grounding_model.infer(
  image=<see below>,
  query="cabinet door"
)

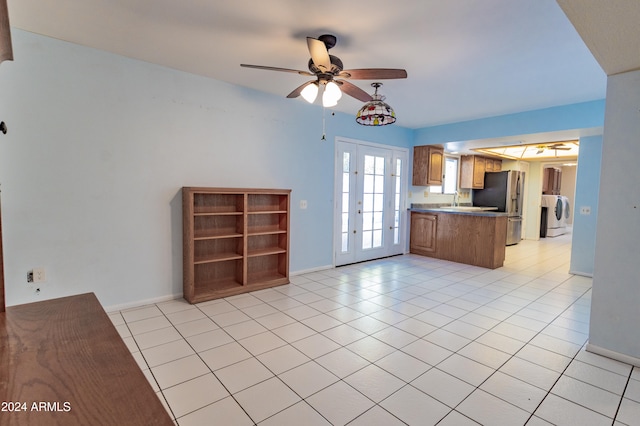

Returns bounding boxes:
[412,146,429,186]
[427,147,444,185]
[485,158,494,172]
[472,156,486,188]
[412,146,443,186]
[460,155,486,189]
[554,169,562,194]
[410,213,437,253]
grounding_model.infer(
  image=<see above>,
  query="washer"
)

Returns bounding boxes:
[542,195,567,237]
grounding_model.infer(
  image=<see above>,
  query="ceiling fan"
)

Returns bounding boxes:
[240,34,407,107]
[536,143,572,154]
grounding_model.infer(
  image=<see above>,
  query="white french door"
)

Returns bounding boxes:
[334,139,408,266]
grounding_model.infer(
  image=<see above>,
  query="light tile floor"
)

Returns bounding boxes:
[111,234,640,425]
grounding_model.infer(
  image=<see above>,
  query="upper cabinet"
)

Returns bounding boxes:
[460,155,502,189]
[485,158,502,172]
[412,145,444,186]
[542,167,562,194]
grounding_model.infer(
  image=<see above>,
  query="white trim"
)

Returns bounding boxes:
[334,136,410,155]
[333,136,409,267]
[568,269,593,278]
[586,342,640,368]
[104,292,183,313]
[291,265,334,276]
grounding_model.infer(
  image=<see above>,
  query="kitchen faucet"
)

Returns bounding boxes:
[452,191,459,207]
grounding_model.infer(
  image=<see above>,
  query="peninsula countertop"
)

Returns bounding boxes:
[410,205,509,217]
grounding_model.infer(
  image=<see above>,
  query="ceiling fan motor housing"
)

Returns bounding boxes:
[308,55,343,75]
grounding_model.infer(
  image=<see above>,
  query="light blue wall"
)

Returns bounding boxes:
[570,135,602,276]
[414,100,605,145]
[0,30,412,308]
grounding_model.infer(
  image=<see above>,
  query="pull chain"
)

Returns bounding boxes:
[321,107,327,141]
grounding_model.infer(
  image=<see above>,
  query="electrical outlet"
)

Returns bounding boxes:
[580,206,591,215]
[33,267,46,283]
[299,200,308,209]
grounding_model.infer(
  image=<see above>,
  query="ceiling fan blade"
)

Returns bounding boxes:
[548,144,571,150]
[339,68,408,80]
[240,64,314,76]
[336,80,373,102]
[286,80,316,99]
[307,37,332,72]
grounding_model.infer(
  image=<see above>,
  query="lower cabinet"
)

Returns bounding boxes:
[410,213,437,254]
[410,211,507,269]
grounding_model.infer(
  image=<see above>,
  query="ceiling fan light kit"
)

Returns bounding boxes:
[322,81,342,107]
[240,33,406,112]
[356,83,396,126]
[300,82,319,103]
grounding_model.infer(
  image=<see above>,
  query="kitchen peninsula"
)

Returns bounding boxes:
[410,206,508,269]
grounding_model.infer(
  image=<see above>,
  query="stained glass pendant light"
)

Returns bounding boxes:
[356,83,396,126]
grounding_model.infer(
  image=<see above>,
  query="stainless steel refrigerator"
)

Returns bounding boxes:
[472,170,525,245]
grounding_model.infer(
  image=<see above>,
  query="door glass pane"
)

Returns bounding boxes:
[364,174,374,193]
[341,152,351,253]
[342,233,349,252]
[393,158,402,244]
[362,212,373,231]
[374,194,384,211]
[362,154,385,250]
[362,230,372,249]
[364,155,375,174]
[363,194,374,212]
[373,230,383,247]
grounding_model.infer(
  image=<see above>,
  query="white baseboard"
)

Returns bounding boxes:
[105,264,339,312]
[290,265,334,276]
[104,292,183,313]
[586,342,640,368]
[569,269,593,278]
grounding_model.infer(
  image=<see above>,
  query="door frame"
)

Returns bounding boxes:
[333,136,409,266]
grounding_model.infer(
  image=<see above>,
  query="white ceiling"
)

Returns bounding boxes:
[8,0,609,129]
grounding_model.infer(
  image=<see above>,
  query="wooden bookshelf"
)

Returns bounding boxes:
[182,187,290,303]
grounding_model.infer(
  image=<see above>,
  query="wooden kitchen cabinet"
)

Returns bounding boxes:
[542,167,562,194]
[183,187,290,303]
[410,210,507,269]
[410,213,437,253]
[485,158,502,172]
[460,155,486,189]
[412,145,444,186]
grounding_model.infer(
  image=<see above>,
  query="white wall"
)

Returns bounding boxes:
[0,30,412,309]
[589,69,640,362]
